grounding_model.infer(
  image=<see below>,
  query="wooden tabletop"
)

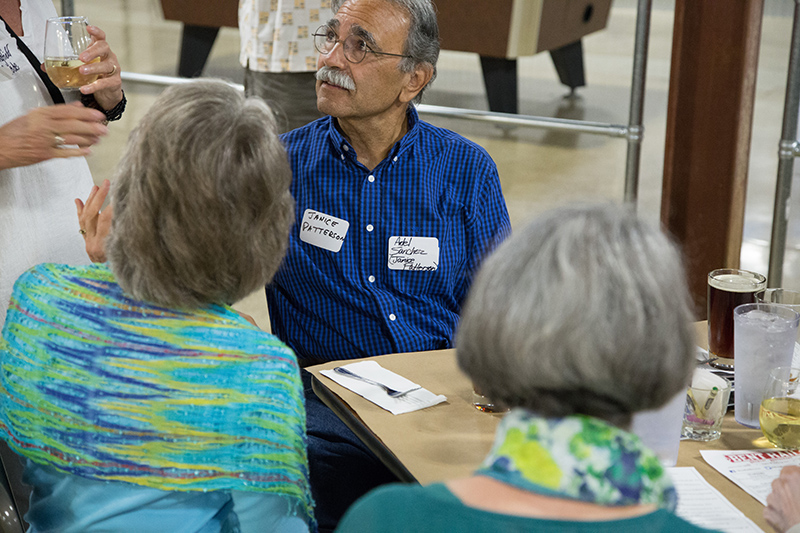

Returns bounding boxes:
[308,322,773,530]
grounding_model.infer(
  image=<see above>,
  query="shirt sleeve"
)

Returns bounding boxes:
[463,163,511,290]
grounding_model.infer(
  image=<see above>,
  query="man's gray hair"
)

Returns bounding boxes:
[106,80,294,308]
[456,204,696,428]
[333,0,439,103]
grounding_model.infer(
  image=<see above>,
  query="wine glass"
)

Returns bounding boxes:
[760,366,800,449]
[43,16,98,90]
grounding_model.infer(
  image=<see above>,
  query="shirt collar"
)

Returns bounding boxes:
[326,106,421,165]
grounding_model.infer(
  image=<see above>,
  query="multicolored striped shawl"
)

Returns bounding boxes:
[0,263,314,526]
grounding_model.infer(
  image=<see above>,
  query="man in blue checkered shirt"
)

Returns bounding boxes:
[268,1,511,363]
[267,0,511,528]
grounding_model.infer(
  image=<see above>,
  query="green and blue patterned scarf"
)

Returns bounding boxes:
[476,409,677,510]
[1,263,314,527]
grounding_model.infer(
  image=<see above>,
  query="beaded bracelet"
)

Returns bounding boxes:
[80,90,127,123]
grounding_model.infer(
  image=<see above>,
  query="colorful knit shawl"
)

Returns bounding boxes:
[0,263,314,526]
[476,409,677,510]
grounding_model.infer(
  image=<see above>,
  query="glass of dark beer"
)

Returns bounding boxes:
[707,269,766,369]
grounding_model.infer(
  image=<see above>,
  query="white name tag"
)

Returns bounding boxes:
[388,236,439,271]
[299,209,349,253]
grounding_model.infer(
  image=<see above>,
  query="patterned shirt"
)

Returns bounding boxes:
[239,0,330,73]
[267,107,511,360]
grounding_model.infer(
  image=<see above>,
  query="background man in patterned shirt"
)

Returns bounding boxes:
[239,0,328,132]
[268,0,511,529]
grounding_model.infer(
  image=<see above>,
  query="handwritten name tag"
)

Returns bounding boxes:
[299,209,349,253]
[388,236,439,271]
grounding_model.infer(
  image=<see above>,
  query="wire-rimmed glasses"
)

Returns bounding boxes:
[312,25,411,64]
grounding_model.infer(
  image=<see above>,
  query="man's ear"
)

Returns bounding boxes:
[399,63,434,104]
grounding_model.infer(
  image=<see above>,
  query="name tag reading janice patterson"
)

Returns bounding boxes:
[299,209,349,252]
[388,236,439,271]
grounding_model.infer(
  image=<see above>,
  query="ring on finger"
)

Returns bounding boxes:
[109,64,117,76]
[54,134,66,147]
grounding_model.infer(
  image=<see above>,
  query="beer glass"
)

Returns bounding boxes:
[44,16,98,89]
[707,269,766,369]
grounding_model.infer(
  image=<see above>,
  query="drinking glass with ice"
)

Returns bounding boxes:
[734,303,800,428]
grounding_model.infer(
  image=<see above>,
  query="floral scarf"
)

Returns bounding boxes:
[1,263,314,527]
[476,408,677,510]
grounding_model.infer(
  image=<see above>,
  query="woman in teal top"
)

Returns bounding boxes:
[0,80,314,532]
[338,205,717,532]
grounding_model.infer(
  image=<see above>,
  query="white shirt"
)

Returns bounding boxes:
[0,0,93,327]
[238,0,328,73]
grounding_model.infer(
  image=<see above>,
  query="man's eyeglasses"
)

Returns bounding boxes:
[313,25,412,64]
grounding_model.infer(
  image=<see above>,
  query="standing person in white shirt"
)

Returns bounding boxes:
[0,0,124,328]
[239,0,326,132]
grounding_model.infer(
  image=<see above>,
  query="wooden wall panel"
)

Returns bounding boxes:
[661,0,764,313]
[159,0,239,28]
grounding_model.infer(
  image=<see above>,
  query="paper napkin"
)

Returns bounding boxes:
[320,360,447,415]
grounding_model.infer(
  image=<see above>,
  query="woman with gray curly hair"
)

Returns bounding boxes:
[0,80,314,532]
[338,204,715,532]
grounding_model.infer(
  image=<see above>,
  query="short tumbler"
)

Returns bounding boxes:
[682,369,731,441]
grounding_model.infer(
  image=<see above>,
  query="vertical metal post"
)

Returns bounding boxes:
[60,0,74,16]
[767,0,800,287]
[623,0,652,207]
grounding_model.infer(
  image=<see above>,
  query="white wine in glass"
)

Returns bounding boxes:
[44,16,98,89]
[760,366,800,449]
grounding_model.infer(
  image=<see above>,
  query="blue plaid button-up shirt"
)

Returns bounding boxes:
[268,107,511,360]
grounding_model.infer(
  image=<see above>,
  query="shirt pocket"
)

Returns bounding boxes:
[384,219,463,299]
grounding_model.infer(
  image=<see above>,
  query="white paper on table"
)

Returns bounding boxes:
[320,361,447,415]
[667,467,762,532]
[701,448,800,506]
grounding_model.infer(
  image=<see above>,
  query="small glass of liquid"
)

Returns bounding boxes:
[472,384,508,414]
[44,16,98,89]
[760,367,800,449]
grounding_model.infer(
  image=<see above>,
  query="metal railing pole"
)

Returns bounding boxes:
[767,0,800,287]
[119,71,631,137]
[623,0,653,207]
[60,0,74,16]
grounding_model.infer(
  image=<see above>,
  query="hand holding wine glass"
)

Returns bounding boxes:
[44,18,123,111]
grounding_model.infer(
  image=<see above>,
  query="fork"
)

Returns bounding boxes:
[333,366,419,398]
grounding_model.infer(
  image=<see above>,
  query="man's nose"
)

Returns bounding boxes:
[323,40,348,68]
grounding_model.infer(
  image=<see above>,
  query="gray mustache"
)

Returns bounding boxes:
[316,67,356,91]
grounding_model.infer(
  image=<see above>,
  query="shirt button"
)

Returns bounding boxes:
[368,175,375,183]
[389,313,397,321]
[368,275,375,283]
[366,224,374,232]
[343,145,349,151]
[393,156,398,162]
[340,154,345,160]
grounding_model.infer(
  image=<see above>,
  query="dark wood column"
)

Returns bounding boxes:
[661,0,764,313]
